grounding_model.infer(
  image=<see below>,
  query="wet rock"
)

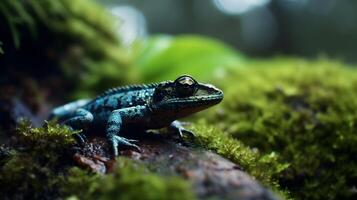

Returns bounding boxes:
[73,153,107,174]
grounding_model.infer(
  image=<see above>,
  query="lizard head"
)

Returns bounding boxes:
[151,75,223,118]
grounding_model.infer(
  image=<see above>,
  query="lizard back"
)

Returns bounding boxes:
[82,84,158,114]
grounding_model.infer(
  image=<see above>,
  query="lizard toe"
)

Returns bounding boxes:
[181,129,195,138]
[126,138,139,143]
[73,132,87,146]
[110,138,119,157]
[113,136,141,152]
[175,127,195,139]
[169,121,195,140]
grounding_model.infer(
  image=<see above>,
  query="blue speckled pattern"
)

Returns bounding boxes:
[50,75,223,156]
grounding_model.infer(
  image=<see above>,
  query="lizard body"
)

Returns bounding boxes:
[50,75,223,156]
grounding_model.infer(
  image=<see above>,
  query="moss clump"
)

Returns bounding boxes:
[202,58,357,200]
[0,121,75,199]
[62,158,196,200]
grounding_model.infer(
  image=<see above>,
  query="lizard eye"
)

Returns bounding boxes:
[174,75,197,97]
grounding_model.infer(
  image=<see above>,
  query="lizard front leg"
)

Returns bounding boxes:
[106,109,140,156]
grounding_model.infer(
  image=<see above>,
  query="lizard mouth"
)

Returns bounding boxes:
[165,94,223,104]
[166,84,224,105]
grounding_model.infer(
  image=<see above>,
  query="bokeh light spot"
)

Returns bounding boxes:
[213,0,271,15]
[110,6,147,46]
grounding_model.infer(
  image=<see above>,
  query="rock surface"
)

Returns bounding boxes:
[75,133,279,200]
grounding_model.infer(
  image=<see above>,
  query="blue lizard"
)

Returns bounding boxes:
[50,75,223,156]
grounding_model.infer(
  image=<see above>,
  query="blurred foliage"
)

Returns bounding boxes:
[198,58,357,200]
[0,41,3,54]
[0,0,135,100]
[62,158,196,200]
[134,35,246,82]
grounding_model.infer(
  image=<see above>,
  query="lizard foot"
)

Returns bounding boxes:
[169,121,195,140]
[176,127,195,139]
[109,135,141,156]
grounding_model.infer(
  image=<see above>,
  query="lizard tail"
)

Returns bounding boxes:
[49,99,91,120]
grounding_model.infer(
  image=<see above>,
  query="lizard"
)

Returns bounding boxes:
[49,75,223,156]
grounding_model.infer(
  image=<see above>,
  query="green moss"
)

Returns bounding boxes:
[0,121,75,199]
[16,120,76,147]
[201,57,357,200]
[62,158,196,200]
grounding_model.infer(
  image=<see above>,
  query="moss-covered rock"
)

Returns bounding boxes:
[4,56,357,200]
[0,121,196,200]
[192,122,289,198]
[0,121,75,199]
[201,58,357,200]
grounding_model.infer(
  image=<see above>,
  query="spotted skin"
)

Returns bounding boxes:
[50,75,223,156]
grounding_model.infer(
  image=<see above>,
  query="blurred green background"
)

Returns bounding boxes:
[100,0,357,62]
